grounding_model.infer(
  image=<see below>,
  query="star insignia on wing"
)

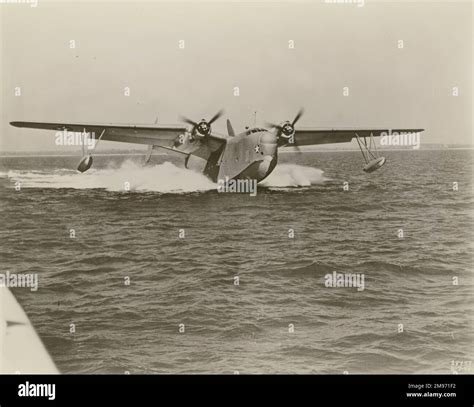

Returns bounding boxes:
[254,145,260,153]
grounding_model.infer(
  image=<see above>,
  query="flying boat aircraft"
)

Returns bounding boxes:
[10,109,424,182]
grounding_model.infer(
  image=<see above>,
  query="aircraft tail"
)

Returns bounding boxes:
[226,119,235,137]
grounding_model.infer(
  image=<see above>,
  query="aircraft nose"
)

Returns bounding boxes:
[260,132,277,156]
[260,132,277,144]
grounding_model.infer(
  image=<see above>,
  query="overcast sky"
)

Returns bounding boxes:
[0,0,472,151]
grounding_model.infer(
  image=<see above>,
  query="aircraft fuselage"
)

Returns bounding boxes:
[184,128,278,183]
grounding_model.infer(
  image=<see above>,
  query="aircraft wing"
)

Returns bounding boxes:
[10,121,227,151]
[285,128,424,147]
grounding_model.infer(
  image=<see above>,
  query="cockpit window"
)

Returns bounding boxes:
[246,128,266,135]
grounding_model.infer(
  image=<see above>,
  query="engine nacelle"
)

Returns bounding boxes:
[193,120,212,139]
[280,121,295,139]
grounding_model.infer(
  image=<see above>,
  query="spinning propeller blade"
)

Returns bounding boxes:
[179,110,225,140]
[208,110,224,125]
[179,116,198,127]
[266,108,305,146]
[292,108,304,126]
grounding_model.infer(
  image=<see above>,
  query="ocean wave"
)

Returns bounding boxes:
[274,259,437,277]
[1,161,216,193]
[260,164,329,187]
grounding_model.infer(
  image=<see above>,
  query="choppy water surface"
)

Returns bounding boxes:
[1,149,472,373]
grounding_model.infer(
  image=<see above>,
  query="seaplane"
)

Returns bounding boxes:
[10,109,423,181]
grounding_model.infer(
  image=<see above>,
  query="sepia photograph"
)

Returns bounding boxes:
[0,0,472,402]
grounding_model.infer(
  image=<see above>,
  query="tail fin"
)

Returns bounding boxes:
[226,119,235,137]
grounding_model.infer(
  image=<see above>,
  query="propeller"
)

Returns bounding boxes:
[179,109,224,140]
[266,108,304,147]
